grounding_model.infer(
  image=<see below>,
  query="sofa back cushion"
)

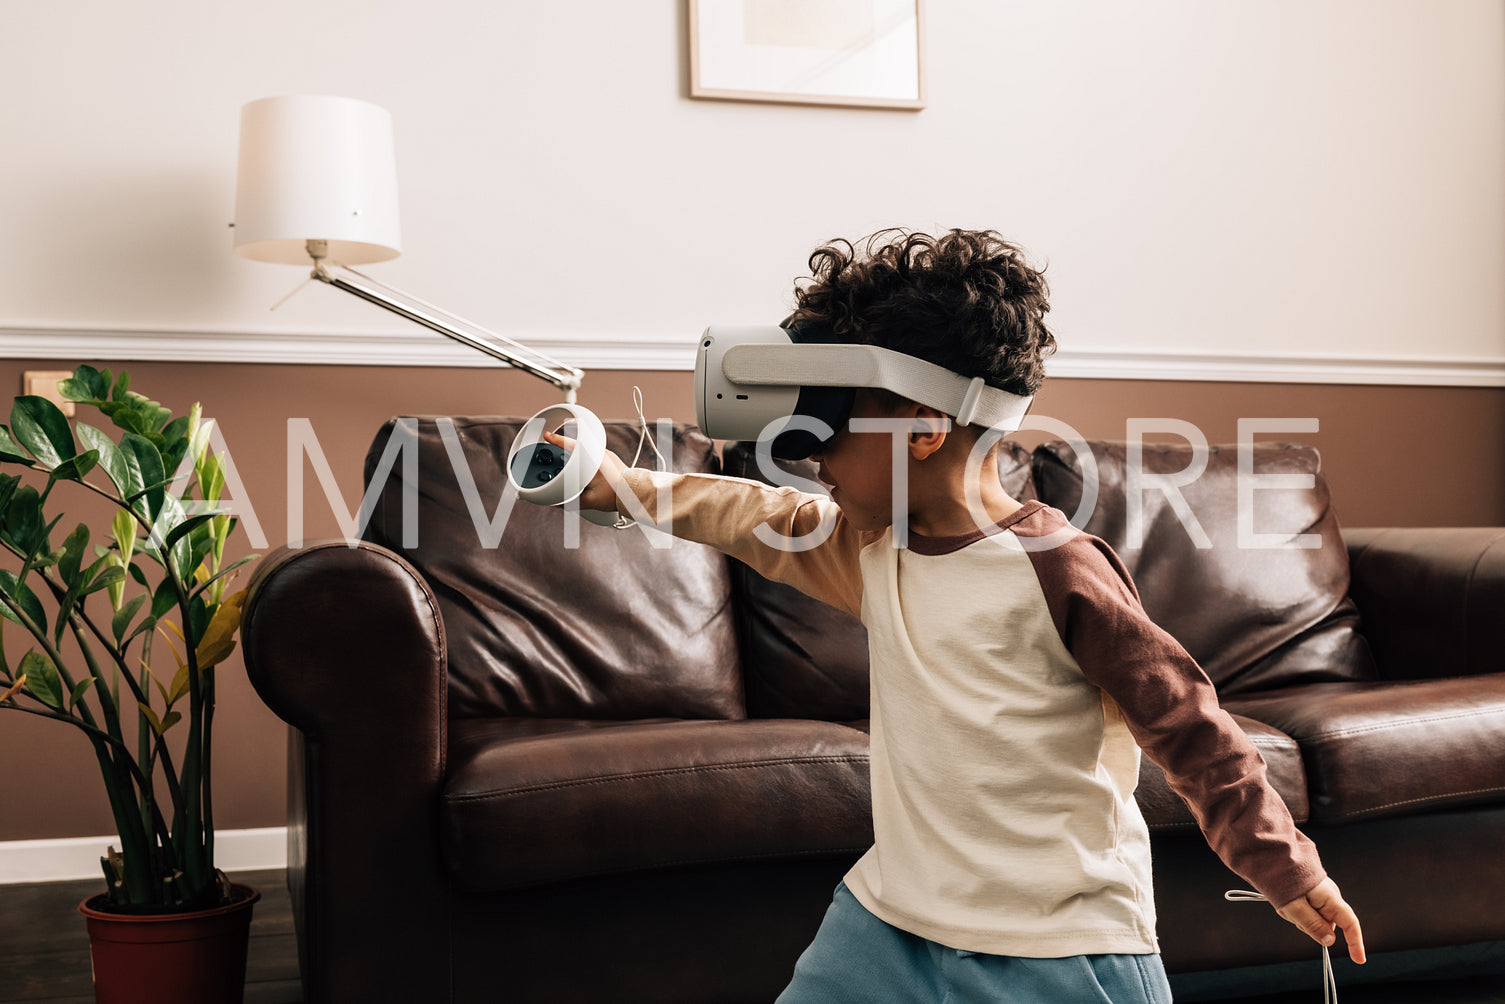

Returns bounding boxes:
[1032,440,1375,695]
[720,440,1035,719]
[364,417,744,721]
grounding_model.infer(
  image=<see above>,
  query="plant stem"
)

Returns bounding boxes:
[2,700,173,848]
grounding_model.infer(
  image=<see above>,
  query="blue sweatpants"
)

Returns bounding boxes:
[777,883,1173,1003]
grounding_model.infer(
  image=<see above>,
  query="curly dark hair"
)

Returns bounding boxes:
[790,229,1055,397]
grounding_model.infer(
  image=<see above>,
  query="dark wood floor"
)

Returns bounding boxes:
[3,868,1504,1002]
[0,869,298,1004]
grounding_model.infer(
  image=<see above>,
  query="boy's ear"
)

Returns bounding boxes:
[908,406,950,461]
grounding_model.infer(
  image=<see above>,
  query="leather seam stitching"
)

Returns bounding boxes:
[473,844,873,892]
[446,753,870,803]
[1322,783,1505,820]
[1301,705,1505,741]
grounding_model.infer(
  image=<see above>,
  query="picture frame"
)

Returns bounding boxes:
[689,0,926,111]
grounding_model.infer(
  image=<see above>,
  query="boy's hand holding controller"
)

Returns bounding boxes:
[542,430,626,514]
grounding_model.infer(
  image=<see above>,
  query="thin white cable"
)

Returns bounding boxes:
[1224,890,1337,1003]
[606,386,665,530]
[625,386,667,472]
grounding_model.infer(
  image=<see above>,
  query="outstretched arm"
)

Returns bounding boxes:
[1014,520,1366,964]
[543,431,867,616]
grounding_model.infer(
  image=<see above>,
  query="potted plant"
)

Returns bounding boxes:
[0,365,259,1004]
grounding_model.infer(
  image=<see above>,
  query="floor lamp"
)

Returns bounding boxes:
[231,94,584,401]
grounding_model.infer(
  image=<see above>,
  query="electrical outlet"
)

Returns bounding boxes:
[23,370,76,417]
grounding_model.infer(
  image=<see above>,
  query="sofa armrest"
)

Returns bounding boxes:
[244,540,450,1003]
[1343,527,1505,680]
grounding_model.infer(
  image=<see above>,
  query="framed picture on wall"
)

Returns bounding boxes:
[689,0,926,110]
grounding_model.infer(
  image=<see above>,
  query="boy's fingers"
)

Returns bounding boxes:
[1321,896,1366,966]
[1280,880,1366,965]
[1278,897,1336,946]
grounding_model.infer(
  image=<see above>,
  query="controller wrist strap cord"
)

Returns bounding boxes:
[1224,890,1337,1003]
[605,386,667,530]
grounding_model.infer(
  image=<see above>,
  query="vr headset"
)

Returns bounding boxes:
[694,320,1034,460]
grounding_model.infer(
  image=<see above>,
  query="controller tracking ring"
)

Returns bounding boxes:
[506,404,611,521]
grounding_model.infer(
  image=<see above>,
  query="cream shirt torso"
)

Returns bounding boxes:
[843,530,1159,957]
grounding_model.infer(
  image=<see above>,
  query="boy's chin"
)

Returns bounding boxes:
[833,499,893,532]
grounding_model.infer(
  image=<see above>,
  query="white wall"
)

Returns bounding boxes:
[2,0,1502,367]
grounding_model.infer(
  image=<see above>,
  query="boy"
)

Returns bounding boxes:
[562,229,1364,1002]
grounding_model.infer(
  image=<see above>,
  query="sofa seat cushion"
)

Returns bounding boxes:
[443,717,873,892]
[1135,714,1309,832]
[1223,674,1505,824]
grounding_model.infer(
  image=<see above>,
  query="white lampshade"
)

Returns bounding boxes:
[233,95,402,265]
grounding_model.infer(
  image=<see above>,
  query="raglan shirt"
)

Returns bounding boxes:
[616,469,1327,958]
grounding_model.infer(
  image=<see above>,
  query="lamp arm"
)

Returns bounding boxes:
[311,261,584,399]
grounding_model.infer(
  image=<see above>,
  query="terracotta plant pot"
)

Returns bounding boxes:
[78,883,261,1004]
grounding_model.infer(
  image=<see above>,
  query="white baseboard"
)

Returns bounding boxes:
[0,826,287,884]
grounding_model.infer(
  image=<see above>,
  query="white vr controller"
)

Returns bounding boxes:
[506,404,618,526]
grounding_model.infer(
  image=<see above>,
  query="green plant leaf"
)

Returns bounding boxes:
[192,554,256,599]
[58,364,109,403]
[0,570,47,632]
[111,593,147,644]
[150,577,177,620]
[162,414,191,446]
[46,449,99,487]
[117,433,165,519]
[51,525,92,644]
[54,586,81,645]
[10,396,75,469]
[112,509,138,559]
[109,509,139,612]
[69,676,97,710]
[78,423,131,497]
[82,565,126,597]
[126,615,158,646]
[0,427,33,464]
[0,486,46,555]
[0,473,21,515]
[153,491,184,542]
[19,651,63,709]
[98,400,145,436]
[199,451,227,505]
[187,593,210,648]
[37,514,65,565]
[176,521,216,585]
[164,512,217,550]
[101,392,172,440]
[59,524,89,586]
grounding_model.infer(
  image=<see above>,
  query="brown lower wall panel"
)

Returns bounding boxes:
[0,358,1500,843]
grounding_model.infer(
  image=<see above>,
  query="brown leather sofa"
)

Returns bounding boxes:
[244,417,1505,1003]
